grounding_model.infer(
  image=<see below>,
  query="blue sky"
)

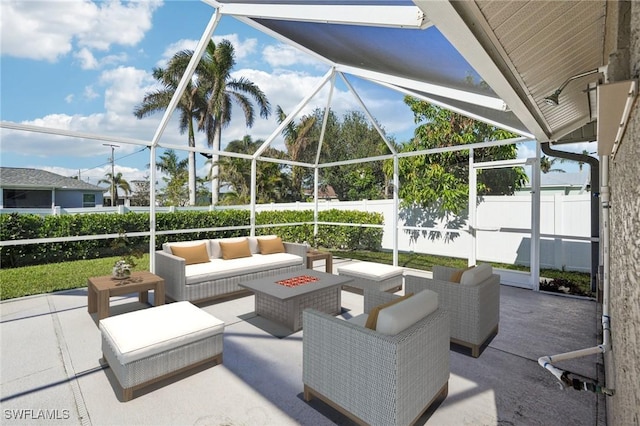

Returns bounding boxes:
[0,0,591,187]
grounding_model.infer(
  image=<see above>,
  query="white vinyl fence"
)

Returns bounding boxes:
[251,194,592,272]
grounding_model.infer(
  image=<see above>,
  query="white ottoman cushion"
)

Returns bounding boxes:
[100,301,224,365]
[338,261,404,281]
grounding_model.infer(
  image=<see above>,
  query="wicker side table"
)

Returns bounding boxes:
[306,250,333,273]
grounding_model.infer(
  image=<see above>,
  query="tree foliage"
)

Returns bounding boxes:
[98,172,131,206]
[213,136,293,205]
[134,39,271,205]
[133,50,204,206]
[129,178,151,207]
[278,107,392,201]
[389,96,528,217]
[156,149,189,206]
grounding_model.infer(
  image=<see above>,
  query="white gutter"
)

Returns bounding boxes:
[537,155,614,396]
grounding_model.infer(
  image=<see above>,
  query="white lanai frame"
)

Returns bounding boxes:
[0,1,544,289]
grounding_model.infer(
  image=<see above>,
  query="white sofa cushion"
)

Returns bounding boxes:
[376,290,438,335]
[460,263,493,286]
[337,261,404,282]
[163,240,211,257]
[184,253,303,284]
[99,301,224,364]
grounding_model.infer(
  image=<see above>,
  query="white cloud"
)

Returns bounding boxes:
[263,43,325,69]
[99,66,154,116]
[65,94,74,104]
[75,48,128,70]
[0,0,161,62]
[77,0,162,51]
[75,47,99,70]
[84,86,99,101]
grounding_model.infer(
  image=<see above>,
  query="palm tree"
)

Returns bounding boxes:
[197,40,271,205]
[210,135,291,205]
[134,52,205,206]
[155,149,189,206]
[99,172,131,206]
[540,155,566,173]
[276,105,317,200]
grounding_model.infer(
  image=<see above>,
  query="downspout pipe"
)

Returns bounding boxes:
[537,155,613,396]
[540,142,599,292]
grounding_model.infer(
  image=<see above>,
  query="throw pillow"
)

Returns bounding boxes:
[450,266,475,283]
[219,239,252,260]
[365,293,414,330]
[170,243,210,265]
[258,237,285,255]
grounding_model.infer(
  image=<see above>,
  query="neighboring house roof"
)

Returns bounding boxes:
[540,171,590,188]
[304,185,338,199]
[521,170,590,191]
[0,167,104,192]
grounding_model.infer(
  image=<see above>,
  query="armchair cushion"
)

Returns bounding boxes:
[169,243,210,265]
[364,293,413,330]
[377,290,439,335]
[460,263,493,285]
[450,265,475,283]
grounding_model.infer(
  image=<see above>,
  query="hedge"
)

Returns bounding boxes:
[0,209,383,268]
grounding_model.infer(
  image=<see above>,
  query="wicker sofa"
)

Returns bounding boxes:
[405,264,500,357]
[303,289,450,426]
[155,236,307,303]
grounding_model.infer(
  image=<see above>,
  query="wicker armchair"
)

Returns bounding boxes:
[302,289,449,426]
[405,265,500,357]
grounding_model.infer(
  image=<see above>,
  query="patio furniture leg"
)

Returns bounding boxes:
[472,345,480,358]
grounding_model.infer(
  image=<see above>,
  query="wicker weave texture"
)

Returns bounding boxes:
[256,285,340,331]
[102,333,223,388]
[156,242,307,302]
[303,304,449,426]
[405,268,500,347]
[343,274,403,293]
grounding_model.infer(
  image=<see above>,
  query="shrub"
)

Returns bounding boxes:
[0,209,383,268]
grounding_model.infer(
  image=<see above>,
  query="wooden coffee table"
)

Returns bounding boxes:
[87,271,165,320]
[239,270,352,332]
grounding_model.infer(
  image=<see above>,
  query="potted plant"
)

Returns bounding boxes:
[110,232,143,280]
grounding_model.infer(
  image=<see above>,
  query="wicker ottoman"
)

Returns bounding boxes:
[337,261,404,294]
[100,301,224,401]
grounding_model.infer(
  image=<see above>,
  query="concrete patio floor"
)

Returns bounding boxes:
[1,259,606,425]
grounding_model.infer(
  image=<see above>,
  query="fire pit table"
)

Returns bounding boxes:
[239,270,352,332]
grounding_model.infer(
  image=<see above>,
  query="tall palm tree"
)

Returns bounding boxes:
[99,172,131,206]
[276,105,317,200]
[197,40,271,205]
[133,52,205,206]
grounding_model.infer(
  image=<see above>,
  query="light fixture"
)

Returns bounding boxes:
[544,66,607,106]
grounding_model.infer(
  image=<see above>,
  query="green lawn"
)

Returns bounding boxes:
[0,250,592,301]
[0,254,150,301]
